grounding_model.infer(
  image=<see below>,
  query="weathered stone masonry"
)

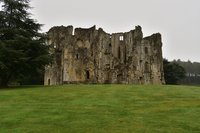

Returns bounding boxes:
[44,25,165,85]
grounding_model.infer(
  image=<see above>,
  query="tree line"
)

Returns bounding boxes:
[163,59,200,85]
[163,59,186,85]
[172,59,200,85]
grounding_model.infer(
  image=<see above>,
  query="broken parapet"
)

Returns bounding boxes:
[44,25,165,85]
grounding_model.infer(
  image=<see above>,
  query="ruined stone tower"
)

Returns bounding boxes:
[44,25,165,85]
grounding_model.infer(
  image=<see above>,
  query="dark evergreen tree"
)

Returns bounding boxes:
[0,0,51,87]
[163,59,186,84]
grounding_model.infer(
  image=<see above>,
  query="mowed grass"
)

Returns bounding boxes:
[0,85,200,133]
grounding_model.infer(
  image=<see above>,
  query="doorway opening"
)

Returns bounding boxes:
[86,70,90,79]
[48,79,50,85]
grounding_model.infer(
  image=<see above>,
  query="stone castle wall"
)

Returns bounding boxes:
[44,25,165,85]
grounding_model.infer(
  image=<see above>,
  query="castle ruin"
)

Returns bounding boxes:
[44,25,165,85]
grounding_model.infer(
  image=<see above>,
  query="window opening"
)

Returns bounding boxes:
[145,62,150,72]
[118,47,121,59]
[119,36,124,41]
[145,47,148,54]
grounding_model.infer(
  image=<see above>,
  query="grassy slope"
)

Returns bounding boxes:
[0,85,199,133]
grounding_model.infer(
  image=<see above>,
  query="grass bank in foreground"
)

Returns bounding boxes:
[0,85,200,133]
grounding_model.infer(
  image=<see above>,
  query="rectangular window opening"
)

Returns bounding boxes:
[119,36,124,41]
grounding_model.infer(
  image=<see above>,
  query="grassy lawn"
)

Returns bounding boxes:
[0,85,200,133]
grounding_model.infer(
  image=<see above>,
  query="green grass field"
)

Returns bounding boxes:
[0,85,200,133]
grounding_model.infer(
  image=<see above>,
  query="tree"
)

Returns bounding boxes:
[163,59,186,84]
[172,59,200,85]
[0,0,51,87]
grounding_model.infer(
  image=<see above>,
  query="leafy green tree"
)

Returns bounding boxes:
[0,0,51,87]
[163,59,186,84]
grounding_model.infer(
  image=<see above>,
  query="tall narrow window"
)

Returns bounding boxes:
[119,36,124,41]
[124,46,127,63]
[118,47,121,59]
[91,44,93,56]
[145,47,148,54]
[145,62,150,72]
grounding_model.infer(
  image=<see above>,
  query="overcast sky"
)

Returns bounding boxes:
[30,0,200,62]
